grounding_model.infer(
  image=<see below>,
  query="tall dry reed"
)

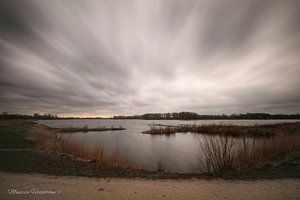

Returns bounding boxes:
[199,133,300,173]
[234,133,300,170]
[156,160,165,172]
[56,138,139,169]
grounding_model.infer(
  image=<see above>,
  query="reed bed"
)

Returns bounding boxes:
[234,133,300,170]
[198,133,300,173]
[52,125,125,133]
[143,122,300,137]
[142,126,177,135]
[56,138,139,169]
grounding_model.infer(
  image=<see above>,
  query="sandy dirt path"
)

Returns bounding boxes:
[0,172,299,200]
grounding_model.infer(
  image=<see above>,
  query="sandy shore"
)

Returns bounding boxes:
[0,172,299,200]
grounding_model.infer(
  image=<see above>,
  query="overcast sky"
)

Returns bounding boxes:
[0,0,300,117]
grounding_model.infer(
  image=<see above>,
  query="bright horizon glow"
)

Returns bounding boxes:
[59,113,114,118]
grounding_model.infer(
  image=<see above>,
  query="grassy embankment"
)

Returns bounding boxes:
[0,122,36,149]
[0,120,299,179]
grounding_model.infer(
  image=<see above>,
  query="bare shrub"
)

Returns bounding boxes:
[199,135,235,172]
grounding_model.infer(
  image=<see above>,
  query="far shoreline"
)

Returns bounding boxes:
[2,112,300,121]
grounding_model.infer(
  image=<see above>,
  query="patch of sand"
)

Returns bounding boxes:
[0,172,299,200]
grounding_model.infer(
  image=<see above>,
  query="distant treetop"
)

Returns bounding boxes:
[113,112,300,120]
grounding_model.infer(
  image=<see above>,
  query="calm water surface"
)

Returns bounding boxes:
[38,119,299,173]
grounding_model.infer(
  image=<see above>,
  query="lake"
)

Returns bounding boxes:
[38,119,300,173]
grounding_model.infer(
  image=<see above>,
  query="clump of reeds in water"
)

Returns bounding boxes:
[52,125,125,133]
[198,133,300,173]
[142,126,177,135]
[56,138,139,169]
[156,160,165,172]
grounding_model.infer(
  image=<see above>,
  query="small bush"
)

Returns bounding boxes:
[199,136,235,172]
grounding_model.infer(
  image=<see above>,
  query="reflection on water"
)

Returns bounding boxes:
[39,119,300,173]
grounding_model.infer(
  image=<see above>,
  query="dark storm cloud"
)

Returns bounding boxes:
[197,0,267,56]
[0,1,33,37]
[0,0,299,116]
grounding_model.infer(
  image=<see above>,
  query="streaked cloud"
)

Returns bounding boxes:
[0,0,299,116]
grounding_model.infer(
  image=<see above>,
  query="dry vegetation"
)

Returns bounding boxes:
[51,125,125,133]
[156,160,165,172]
[142,126,177,135]
[59,122,299,173]
[199,136,235,172]
[56,138,139,169]
[198,133,300,173]
[144,123,300,173]
[142,122,300,137]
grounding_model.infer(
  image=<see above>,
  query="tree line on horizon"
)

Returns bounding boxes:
[0,112,299,120]
[0,112,59,120]
[113,112,300,120]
